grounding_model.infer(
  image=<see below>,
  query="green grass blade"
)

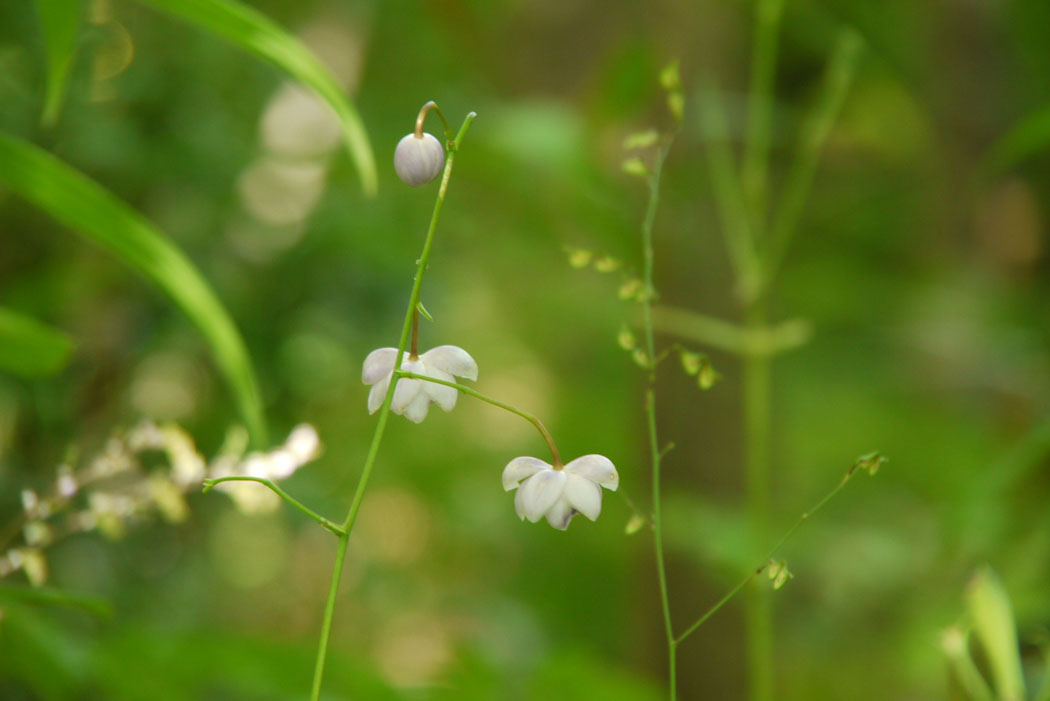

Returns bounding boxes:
[0,584,113,618]
[966,567,1026,701]
[0,133,267,445]
[135,0,377,196]
[34,0,82,127]
[0,307,75,377]
[984,103,1050,178]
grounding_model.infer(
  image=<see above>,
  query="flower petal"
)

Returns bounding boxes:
[391,377,422,413]
[502,456,550,491]
[420,345,478,381]
[545,497,575,530]
[402,392,431,423]
[563,454,618,491]
[514,486,528,520]
[518,470,566,523]
[563,474,602,521]
[362,348,398,385]
[367,374,390,414]
[419,366,458,411]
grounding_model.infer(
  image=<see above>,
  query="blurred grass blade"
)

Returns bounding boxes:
[966,566,1026,700]
[698,81,759,294]
[941,627,994,701]
[984,104,1050,178]
[0,133,267,444]
[35,0,82,126]
[134,0,377,196]
[0,307,75,377]
[763,28,863,287]
[0,584,112,618]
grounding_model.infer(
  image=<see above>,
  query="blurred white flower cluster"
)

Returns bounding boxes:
[0,421,320,586]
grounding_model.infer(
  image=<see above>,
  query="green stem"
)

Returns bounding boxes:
[741,0,785,231]
[202,477,344,535]
[308,110,476,701]
[395,371,562,466]
[698,83,761,302]
[637,141,677,699]
[743,302,773,701]
[761,29,862,294]
[675,456,868,644]
[310,532,348,701]
[648,305,812,357]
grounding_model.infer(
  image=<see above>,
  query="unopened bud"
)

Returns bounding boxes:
[394,133,445,186]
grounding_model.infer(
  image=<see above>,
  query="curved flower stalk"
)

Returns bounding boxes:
[362,345,478,423]
[208,423,321,513]
[502,455,619,530]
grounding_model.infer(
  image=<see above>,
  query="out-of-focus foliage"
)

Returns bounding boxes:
[1,0,1049,699]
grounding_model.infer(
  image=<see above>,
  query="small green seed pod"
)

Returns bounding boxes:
[394,132,444,186]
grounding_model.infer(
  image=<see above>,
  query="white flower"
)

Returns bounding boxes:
[502,455,619,530]
[362,345,478,423]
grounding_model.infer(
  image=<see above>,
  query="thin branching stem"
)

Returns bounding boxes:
[637,138,677,699]
[675,457,872,644]
[761,30,862,294]
[741,0,785,231]
[309,109,476,701]
[202,477,344,535]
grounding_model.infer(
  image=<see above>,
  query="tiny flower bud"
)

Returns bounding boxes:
[618,278,643,300]
[623,130,659,150]
[593,256,621,273]
[618,325,636,351]
[768,560,792,590]
[21,548,48,587]
[622,157,651,177]
[698,360,721,390]
[394,133,445,186]
[631,348,650,368]
[856,451,886,475]
[679,350,702,375]
[624,513,647,535]
[566,248,593,269]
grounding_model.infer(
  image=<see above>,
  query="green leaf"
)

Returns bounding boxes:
[966,566,1026,701]
[0,307,74,377]
[0,133,267,445]
[0,584,112,618]
[35,0,82,127]
[134,0,377,197]
[984,103,1050,177]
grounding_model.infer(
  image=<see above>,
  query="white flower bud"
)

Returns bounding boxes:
[394,133,444,186]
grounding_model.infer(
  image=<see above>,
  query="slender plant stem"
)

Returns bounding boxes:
[310,531,348,700]
[636,140,677,699]
[202,477,344,535]
[741,0,785,230]
[761,29,862,294]
[395,371,562,465]
[309,110,476,701]
[743,302,773,701]
[647,305,812,357]
[698,83,762,303]
[675,456,872,644]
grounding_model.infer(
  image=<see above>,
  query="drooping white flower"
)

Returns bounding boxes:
[502,454,619,530]
[361,346,478,423]
[394,132,445,186]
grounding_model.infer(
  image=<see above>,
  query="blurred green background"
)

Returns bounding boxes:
[2,0,1050,699]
